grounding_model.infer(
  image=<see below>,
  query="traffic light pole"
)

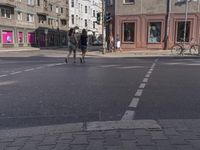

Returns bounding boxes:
[102,0,106,54]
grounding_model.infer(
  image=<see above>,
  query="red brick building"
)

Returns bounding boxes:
[106,0,200,50]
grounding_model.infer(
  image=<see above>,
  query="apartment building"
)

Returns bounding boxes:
[106,0,200,50]
[0,0,69,48]
[69,0,102,42]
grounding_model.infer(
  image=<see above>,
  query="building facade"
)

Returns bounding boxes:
[69,0,102,43]
[0,0,69,48]
[106,0,200,50]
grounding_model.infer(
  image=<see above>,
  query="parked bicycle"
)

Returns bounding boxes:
[171,38,200,55]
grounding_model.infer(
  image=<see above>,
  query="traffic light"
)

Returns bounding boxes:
[96,12,101,25]
[105,12,112,23]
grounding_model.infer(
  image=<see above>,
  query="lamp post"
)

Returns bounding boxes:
[183,0,189,46]
[102,0,106,54]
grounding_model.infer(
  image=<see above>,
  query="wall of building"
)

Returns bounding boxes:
[0,0,69,49]
[107,0,200,50]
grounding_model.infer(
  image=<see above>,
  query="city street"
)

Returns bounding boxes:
[0,51,200,130]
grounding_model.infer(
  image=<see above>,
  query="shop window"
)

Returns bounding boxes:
[148,22,161,43]
[123,22,135,42]
[2,31,13,44]
[176,21,190,42]
[18,32,23,43]
[28,32,35,44]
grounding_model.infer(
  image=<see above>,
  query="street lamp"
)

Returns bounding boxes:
[183,0,190,46]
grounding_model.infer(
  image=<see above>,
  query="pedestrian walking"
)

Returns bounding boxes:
[116,34,121,51]
[65,28,78,63]
[79,29,88,63]
[109,34,114,52]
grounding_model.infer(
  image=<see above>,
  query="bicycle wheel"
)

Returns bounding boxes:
[171,44,182,55]
[189,45,199,55]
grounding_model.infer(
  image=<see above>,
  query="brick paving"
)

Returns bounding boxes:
[0,119,199,150]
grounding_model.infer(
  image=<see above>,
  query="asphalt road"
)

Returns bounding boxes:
[0,54,200,129]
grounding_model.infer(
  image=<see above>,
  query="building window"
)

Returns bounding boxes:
[18,32,23,43]
[148,22,161,43]
[56,6,59,13]
[85,19,87,27]
[85,6,87,13]
[2,30,13,44]
[93,21,95,28]
[27,14,34,22]
[93,10,95,17]
[37,0,40,6]
[1,8,11,19]
[49,4,53,11]
[61,20,66,26]
[71,0,74,7]
[61,7,63,13]
[38,15,46,24]
[71,14,74,24]
[27,0,34,5]
[124,0,134,4]
[17,12,22,20]
[123,22,135,42]
[176,21,190,42]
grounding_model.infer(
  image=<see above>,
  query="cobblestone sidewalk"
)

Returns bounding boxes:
[1,119,200,150]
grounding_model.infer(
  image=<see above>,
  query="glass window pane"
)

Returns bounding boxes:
[177,21,190,42]
[123,22,135,42]
[148,22,161,43]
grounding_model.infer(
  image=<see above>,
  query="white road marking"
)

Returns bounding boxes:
[121,58,159,121]
[10,71,22,75]
[117,66,144,69]
[24,68,34,72]
[121,110,135,120]
[0,75,7,78]
[0,81,17,86]
[129,98,140,108]
[35,66,44,69]
[99,65,119,68]
[135,89,143,97]
[145,74,150,78]
[143,78,148,83]
[139,83,146,89]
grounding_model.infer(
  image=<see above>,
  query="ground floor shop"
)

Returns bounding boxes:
[109,13,200,50]
[0,26,68,48]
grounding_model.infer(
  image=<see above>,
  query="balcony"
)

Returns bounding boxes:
[0,0,16,7]
[36,7,49,16]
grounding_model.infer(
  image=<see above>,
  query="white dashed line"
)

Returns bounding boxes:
[0,75,7,78]
[143,78,148,83]
[24,68,34,72]
[135,89,143,97]
[139,83,146,89]
[35,66,44,69]
[121,110,135,120]
[10,71,22,75]
[129,98,140,108]
[145,74,150,78]
[121,58,159,121]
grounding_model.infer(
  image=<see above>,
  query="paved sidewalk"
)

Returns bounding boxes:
[1,119,200,150]
[0,48,199,58]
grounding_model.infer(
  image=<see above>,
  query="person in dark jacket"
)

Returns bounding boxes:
[79,29,88,63]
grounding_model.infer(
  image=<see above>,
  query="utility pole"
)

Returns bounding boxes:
[102,0,106,54]
[165,0,171,50]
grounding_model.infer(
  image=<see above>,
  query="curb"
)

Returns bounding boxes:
[0,120,161,138]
